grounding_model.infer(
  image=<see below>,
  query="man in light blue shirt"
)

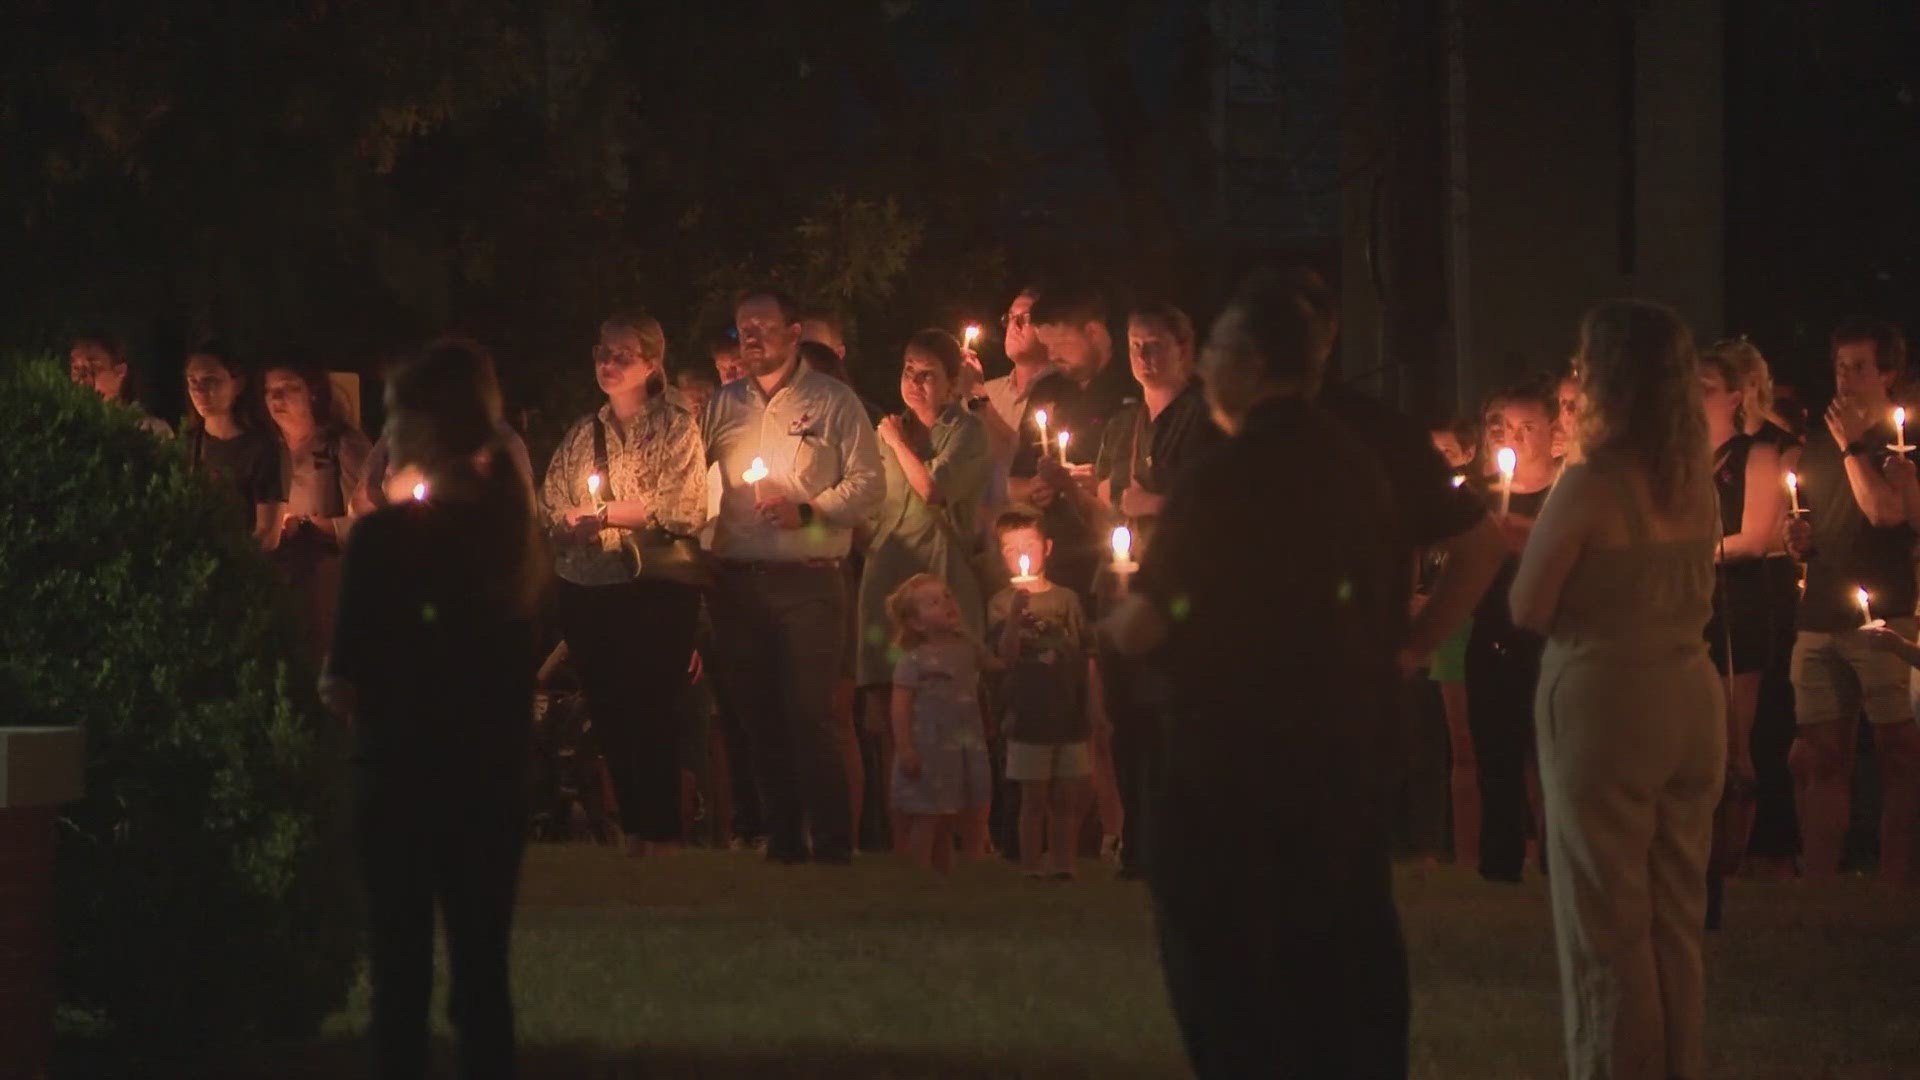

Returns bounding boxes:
[704,289,884,863]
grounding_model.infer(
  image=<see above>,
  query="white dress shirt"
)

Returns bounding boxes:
[704,362,884,562]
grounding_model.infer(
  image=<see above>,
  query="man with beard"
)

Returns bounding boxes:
[704,289,884,864]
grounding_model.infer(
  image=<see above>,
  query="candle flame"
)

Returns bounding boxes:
[1058,431,1071,451]
[411,481,428,502]
[963,324,980,345]
[742,456,769,484]
[587,472,602,496]
[1496,447,1517,476]
[1034,408,1048,428]
[1786,471,1798,492]
[1899,407,1907,428]
[1451,474,1467,488]
[1018,553,1031,578]
[1858,588,1871,613]
[1111,526,1132,561]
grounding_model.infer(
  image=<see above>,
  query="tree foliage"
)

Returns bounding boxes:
[1,1,1221,415]
[0,361,358,1065]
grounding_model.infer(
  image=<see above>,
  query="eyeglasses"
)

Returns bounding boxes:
[594,344,647,365]
[1000,312,1031,331]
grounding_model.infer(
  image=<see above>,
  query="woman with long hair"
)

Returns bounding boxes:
[1698,345,1788,888]
[322,336,544,1079]
[1511,300,1723,1079]
[857,329,991,850]
[541,312,708,857]
[264,354,371,659]
[181,342,282,548]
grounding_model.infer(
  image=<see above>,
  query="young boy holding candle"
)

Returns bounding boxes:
[989,511,1105,880]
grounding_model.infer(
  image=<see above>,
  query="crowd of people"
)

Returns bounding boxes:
[65,273,1919,1078]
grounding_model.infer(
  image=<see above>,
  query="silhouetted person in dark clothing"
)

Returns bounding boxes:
[1105,271,1409,1078]
[322,338,545,1080]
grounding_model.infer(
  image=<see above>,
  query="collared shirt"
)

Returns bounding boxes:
[542,390,707,586]
[1096,379,1222,499]
[982,362,1059,436]
[704,361,884,562]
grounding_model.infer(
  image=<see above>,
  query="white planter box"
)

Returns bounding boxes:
[0,726,85,809]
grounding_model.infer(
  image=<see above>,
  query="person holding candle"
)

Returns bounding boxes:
[990,511,1102,880]
[541,311,709,857]
[1781,317,1920,883]
[856,329,992,853]
[1101,268,1406,1077]
[1461,380,1559,882]
[1697,346,1790,895]
[179,342,283,549]
[321,337,544,1080]
[1708,336,1806,876]
[705,288,885,865]
[264,353,372,661]
[1509,299,1723,1080]
[1091,299,1224,874]
[1024,281,1142,599]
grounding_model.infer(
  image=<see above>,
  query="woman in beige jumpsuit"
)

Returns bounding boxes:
[1511,299,1725,1080]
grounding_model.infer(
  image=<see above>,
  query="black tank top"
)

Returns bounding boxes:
[1712,434,1752,538]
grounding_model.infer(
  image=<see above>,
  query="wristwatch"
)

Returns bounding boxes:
[797,502,815,526]
[1845,440,1874,458]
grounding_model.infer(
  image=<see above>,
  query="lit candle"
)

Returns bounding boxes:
[1451,474,1467,489]
[1786,471,1801,516]
[411,481,428,502]
[587,471,604,512]
[1057,430,1071,466]
[1012,553,1036,584]
[1496,446,1517,517]
[963,324,981,350]
[742,456,770,500]
[1034,408,1050,451]
[1110,525,1137,581]
[1858,588,1881,629]
[1897,407,1909,450]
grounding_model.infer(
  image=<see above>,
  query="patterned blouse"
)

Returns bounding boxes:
[541,390,708,586]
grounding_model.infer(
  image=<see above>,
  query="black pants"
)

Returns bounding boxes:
[357,772,526,1080]
[1151,803,1408,1078]
[1393,674,1450,859]
[1464,630,1542,880]
[1102,647,1162,875]
[556,578,702,841]
[709,562,852,862]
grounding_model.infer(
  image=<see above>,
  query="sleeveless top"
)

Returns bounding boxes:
[1545,469,1716,655]
[1712,434,1751,538]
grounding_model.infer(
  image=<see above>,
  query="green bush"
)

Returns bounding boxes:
[0,360,359,1065]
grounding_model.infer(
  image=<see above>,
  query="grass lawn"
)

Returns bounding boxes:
[223,844,1920,1079]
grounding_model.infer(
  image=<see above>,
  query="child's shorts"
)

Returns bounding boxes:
[1006,740,1093,782]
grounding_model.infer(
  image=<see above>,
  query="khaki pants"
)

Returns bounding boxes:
[1537,645,1724,1080]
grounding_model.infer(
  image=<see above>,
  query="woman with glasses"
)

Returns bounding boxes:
[541,312,708,856]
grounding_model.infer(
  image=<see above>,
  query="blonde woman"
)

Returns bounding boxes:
[1511,300,1723,1079]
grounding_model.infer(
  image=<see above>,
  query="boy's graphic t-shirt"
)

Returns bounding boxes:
[988,584,1090,744]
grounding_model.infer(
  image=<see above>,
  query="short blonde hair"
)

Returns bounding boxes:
[886,573,945,651]
[600,311,667,364]
[1704,337,1771,428]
